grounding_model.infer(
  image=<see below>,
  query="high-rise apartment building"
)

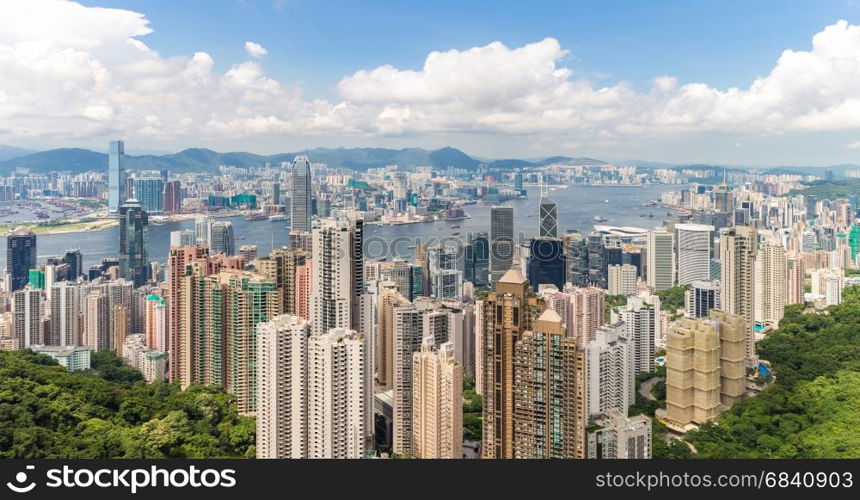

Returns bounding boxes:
[83,290,110,351]
[256,248,309,316]
[310,218,363,336]
[584,323,634,421]
[754,238,787,327]
[613,297,658,375]
[665,310,746,427]
[684,280,720,318]
[512,309,586,458]
[786,254,805,305]
[719,226,758,367]
[163,180,183,214]
[307,328,367,459]
[256,315,309,459]
[12,286,44,348]
[481,268,543,459]
[49,281,81,347]
[375,283,409,391]
[586,409,652,459]
[412,340,463,459]
[608,263,637,296]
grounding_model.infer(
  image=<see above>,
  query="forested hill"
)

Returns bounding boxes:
[0,350,255,459]
[686,286,860,458]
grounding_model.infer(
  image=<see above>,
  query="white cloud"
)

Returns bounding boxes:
[847,140,860,149]
[1,0,860,158]
[244,41,267,59]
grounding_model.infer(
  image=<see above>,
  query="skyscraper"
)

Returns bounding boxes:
[539,196,558,238]
[391,302,426,456]
[118,199,149,287]
[676,223,713,285]
[50,281,81,348]
[412,340,463,459]
[563,231,589,287]
[310,219,363,337]
[584,323,634,420]
[108,140,127,214]
[684,280,720,318]
[587,409,652,459]
[256,315,310,459]
[83,290,110,351]
[754,238,787,327]
[12,286,44,348]
[163,180,183,213]
[290,155,313,236]
[63,249,83,280]
[526,237,565,291]
[210,220,236,256]
[376,284,409,391]
[786,254,805,305]
[490,206,514,283]
[134,174,165,214]
[646,229,674,290]
[512,308,586,459]
[614,297,658,375]
[608,264,637,296]
[719,226,758,367]
[7,226,36,292]
[464,231,489,289]
[481,268,543,459]
[307,327,368,459]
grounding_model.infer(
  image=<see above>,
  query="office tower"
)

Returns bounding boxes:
[526,237,565,291]
[134,175,165,214]
[568,285,605,344]
[7,226,36,292]
[83,290,110,351]
[481,268,543,459]
[256,315,310,459]
[108,140,127,214]
[377,259,423,302]
[563,231,589,287]
[665,311,746,426]
[513,172,524,191]
[145,294,167,352]
[614,297,657,375]
[62,249,83,280]
[112,304,129,356]
[307,328,367,459]
[194,215,211,245]
[239,245,257,263]
[586,233,607,288]
[169,230,196,247]
[310,219,363,336]
[290,155,313,236]
[676,223,713,285]
[256,248,309,316]
[786,254,805,305]
[210,221,236,256]
[754,239,787,327]
[608,264,637,296]
[427,244,463,299]
[719,226,758,367]
[222,271,279,414]
[412,340,463,459]
[391,302,425,456]
[28,269,45,290]
[12,286,44,348]
[646,229,674,290]
[586,409,652,459]
[684,280,720,318]
[490,206,514,283]
[464,231,489,289]
[584,323,634,420]
[163,180,183,213]
[118,199,149,287]
[167,245,210,385]
[50,281,81,347]
[539,196,558,238]
[376,284,409,391]
[512,309,586,459]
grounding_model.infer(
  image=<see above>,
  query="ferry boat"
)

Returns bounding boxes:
[268,214,289,221]
[594,215,608,222]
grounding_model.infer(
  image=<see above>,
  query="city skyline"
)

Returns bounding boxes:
[1,0,860,166]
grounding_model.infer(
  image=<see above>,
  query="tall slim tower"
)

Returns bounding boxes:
[118,199,149,287]
[210,221,236,256]
[6,226,36,292]
[754,238,787,327]
[719,226,758,367]
[108,140,127,214]
[490,206,514,283]
[481,267,543,459]
[256,315,310,459]
[310,219,362,336]
[539,188,558,238]
[290,155,313,235]
[412,340,463,459]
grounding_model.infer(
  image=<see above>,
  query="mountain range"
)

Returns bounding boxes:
[0,145,606,174]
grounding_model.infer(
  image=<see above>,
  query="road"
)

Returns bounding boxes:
[639,376,665,401]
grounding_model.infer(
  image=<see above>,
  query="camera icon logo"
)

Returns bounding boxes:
[7,465,36,493]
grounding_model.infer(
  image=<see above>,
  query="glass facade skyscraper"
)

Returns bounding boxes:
[108,140,127,214]
[290,155,312,235]
[134,175,165,214]
[118,199,149,287]
[7,226,36,292]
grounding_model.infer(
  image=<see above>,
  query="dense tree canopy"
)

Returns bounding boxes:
[0,350,255,458]
[686,287,860,458]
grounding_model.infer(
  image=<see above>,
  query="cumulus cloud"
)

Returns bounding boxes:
[1,0,860,153]
[244,41,267,59]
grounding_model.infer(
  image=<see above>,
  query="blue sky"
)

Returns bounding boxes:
[3,0,860,165]
[85,0,858,96]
